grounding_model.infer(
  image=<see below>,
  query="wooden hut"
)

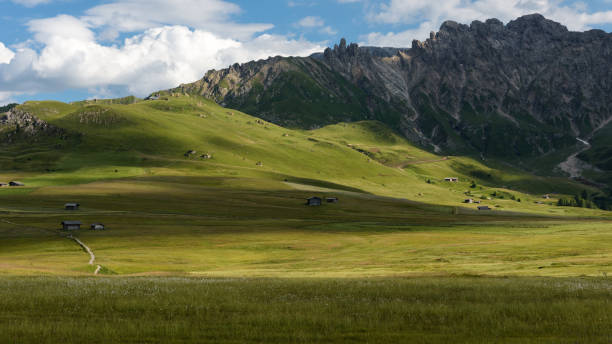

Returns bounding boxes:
[61,221,82,230]
[65,203,80,210]
[90,223,105,230]
[306,197,322,206]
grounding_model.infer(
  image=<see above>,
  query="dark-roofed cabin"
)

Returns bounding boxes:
[90,223,105,230]
[477,206,492,211]
[65,203,80,210]
[464,199,474,204]
[326,197,339,203]
[61,221,82,230]
[306,197,322,206]
[9,181,24,187]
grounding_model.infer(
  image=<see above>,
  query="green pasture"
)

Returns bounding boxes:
[0,176,610,277]
[1,277,610,344]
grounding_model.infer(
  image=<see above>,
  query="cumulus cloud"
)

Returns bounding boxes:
[0,22,323,97]
[363,0,612,46]
[0,1,325,99]
[0,43,15,64]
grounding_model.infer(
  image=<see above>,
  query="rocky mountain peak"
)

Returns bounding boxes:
[506,13,568,34]
[324,38,360,60]
[167,14,612,164]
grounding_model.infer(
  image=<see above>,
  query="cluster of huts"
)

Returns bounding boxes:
[306,196,339,206]
[61,202,107,231]
[0,181,25,187]
[61,221,105,231]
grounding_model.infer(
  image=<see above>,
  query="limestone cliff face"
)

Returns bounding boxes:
[163,14,612,160]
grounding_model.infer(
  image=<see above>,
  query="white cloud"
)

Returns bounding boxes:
[0,0,325,99]
[363,21,435,47]
[10,0,52,7]
[0,43,15,64]
[0,24,323,97]
[295,16,337,35]
[0,92,15,106]
[83,0,272,40]
[296,16,325,28]
[363,0,612,46]
[320,26,338,35]
[28,15,95,43]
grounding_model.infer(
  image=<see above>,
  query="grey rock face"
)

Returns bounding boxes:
[0,109,67,143]
[166,14,612,159]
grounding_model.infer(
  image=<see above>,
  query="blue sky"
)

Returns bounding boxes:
[1,0,612,105]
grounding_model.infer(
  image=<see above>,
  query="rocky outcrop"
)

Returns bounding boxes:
[0,109,68,143]
[163,14,612,162]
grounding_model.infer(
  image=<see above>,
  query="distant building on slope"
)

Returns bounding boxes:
[61,221,82,230]
[326,197,339,203]
[444,177,459,182]
[9,181,24,186]
[90,223,105,230]
[306,197,322,206]
[65,203,80,211]
[477,206,492,211]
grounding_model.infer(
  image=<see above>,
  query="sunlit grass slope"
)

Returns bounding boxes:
[1,95,606,216]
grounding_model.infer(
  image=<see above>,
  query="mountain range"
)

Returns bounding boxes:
[160,14,612,184]
[2,14,611,207]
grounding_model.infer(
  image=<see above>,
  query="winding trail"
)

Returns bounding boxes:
[1,218,102,275]
[69,235,102,275]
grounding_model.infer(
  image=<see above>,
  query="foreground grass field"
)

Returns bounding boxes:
[2,277,611,344]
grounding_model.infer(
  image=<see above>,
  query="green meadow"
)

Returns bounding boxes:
[1,95,611,342]
[1,277,610,344]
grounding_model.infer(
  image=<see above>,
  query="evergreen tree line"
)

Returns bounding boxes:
[557,189,612,210]
[0,103,18,113]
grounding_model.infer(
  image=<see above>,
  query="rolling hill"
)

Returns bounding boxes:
[1,94,607,214]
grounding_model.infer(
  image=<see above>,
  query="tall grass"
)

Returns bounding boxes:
[1,277,610,343]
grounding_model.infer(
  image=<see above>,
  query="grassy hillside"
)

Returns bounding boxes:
[1,94,605,216]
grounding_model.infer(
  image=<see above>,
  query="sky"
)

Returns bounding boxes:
[1,0,612,105]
